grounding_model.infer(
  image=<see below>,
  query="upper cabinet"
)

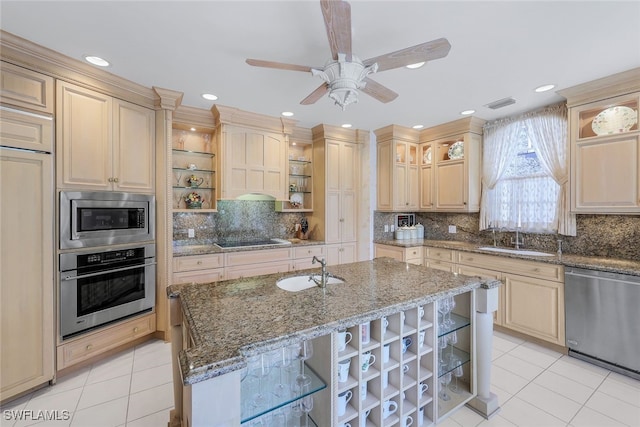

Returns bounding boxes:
[375,125,420,211]
[56,81,155,193]
[213,105,295,201]
[276,127,314,212]
[559,68,640,214]
[1,61,54,114]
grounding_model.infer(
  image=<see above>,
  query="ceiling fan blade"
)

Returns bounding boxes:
[246,59,313,73]
[320,0,352,61]
[300,83,329,105]
[361,78,398,103]
[363,38,452,72]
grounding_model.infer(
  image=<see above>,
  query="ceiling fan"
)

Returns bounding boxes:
[246,0,451,110]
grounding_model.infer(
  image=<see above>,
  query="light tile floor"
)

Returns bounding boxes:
[2,331,639,426]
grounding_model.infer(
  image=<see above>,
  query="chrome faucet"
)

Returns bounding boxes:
[488,222,497,247]
[310,256,329,288]
[511,227,524,250]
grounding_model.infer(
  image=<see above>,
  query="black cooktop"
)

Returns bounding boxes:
[214,239,289,249]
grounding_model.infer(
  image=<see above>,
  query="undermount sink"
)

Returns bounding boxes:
[277,275,345,292]
[478,247,554,257]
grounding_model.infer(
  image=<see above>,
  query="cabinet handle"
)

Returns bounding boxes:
[197,261,202,265]
[308,250,311,254]
[339,218,344,222]
[86,344,93,351]
[133,327,139,333]
[108,177,113,182]
[114,177,119,183]
[412,251,417,255]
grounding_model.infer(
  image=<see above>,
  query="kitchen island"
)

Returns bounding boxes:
[167,257,501,426]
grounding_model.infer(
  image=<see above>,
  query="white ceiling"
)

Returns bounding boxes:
[2,1,639,131]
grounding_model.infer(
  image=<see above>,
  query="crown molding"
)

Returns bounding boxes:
[1,30,157,109]
[153,87,183,112]
[173,105,216,131]
[212,104,297,134]
[557,67,640,107]
[311,123,360,143]
[419,116,485,142]
[291,126,313,145]
[373,124,420,143]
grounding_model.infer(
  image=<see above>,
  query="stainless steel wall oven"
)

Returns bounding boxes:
[59,243,156,339]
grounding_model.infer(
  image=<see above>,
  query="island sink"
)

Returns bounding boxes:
[277,274,344,292]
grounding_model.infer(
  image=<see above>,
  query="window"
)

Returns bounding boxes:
[480,104,575,235]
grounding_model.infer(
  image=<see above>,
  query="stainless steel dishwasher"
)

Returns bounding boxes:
[565,267,640,380]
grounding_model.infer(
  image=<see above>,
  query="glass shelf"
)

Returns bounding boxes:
[438,346,470,378]
[290,174,311,178]
[289,190,311,194]
[173,186,215,190]
[289,159,311,164]
[240,362,326,424]
[172,167,214,173]
[437,313,470,337]
[172,148,215,157]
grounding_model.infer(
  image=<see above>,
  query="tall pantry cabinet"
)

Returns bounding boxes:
[309,125,364,266]
[0,61,55,401]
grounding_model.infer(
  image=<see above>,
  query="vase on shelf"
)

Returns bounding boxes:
[185,201,202,209]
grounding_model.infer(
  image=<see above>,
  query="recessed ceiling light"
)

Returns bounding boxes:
[281,111,294,117]
[341,123,352,128]
[202,93,218,101]
[406,62,425,69]
[83,55,110,67]
[534,84,555,93]
[190,127,196,132]
[412,125,424,129]
[291,142,297,146]
[460,109,475,115]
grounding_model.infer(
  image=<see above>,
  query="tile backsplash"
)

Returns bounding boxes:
[374,211,640,261]
[173,200,304,245]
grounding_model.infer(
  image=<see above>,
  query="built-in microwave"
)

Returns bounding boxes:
[60,191,155,249]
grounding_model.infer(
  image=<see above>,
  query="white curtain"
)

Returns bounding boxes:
[524,104,576,236]
[479,118,521,230]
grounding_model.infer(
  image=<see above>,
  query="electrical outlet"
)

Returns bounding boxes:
[390,225,395,232]
[188,228,195,238]
[384,224,389,232]
[448,225,457,234]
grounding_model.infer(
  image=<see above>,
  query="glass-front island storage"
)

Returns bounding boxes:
[167,258,500,427]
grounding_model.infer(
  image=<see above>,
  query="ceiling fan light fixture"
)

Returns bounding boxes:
[406,62,425,69]
[312,54,378,110]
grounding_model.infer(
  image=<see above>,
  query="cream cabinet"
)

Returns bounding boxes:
[1,146,54,401]
[276,127,314,212]
[173,253,224,285]
[292,245,325,271]
[374,243,423,265]
[0,106,53,153]
[424,247,456,272]
[375,125,420,211]
[419,117,484,212]
[456,251,565,346]
[0,61,54,114]
[57,81,155,193]
[564,89,640,213]
[224,248,292,280]
[309,125,362,265]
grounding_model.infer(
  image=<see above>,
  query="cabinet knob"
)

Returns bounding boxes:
[406,203,409,206]
[133,327,139,333]
[86,344,93,351]
[412,251,417,255]
[108,177,113,182]
[463,202,467,205]
[197,261,202,265]
[114,177,119,183]
[308,250,311,254]
[339,218,344,222]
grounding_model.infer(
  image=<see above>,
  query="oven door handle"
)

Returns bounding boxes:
[60,261,157,281]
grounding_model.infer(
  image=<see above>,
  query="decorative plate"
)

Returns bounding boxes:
[448,141,464,160]
[290,192,303,208]
[423,147,432,164]
[591,106,637,136]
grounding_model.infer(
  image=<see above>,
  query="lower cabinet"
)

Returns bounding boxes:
[172,253,224,285]
[326,242,357,266]
[373,244,423,265]
[292,245,325,271]
[56,313,155,371]
[225,248,292,280]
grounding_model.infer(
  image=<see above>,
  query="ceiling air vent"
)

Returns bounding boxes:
[485,97,516,110]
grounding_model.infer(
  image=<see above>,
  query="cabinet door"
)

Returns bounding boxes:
[339,141,357,192]
[573,135,640,212]
[341,191,357,243]
[0,107,53,152]
[225,261,291,280]
[113,99,155,193]
[0,61,54,114]
[1,148,54,399]
[394,162,408,209]
[376,140,393,210]
[435,160,466,210]
[57,81,112,190]
[407,163,420,210]
[503,273,565,345]
[373,243,404,261]
[325,191,341,244]
[339,242,357,264]
[420,165,433,210]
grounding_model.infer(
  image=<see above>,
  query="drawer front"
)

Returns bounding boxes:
[225,261,291,280]
[374,244,404,262]
[0,62,54,114]
[173,254,224,272]
[225,248,292,267]
[425,260,455,273]
[0,107,53,152]
[57,313,155,370]
[425,247,456,263]
[459,252,563,282]
[405,246,423,261]
[293,245,325,260]
[173,269,224,285]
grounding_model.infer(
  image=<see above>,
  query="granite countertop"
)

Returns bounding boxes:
[172,238,325,257]
[168,257,499,385]
[374,239,640,276]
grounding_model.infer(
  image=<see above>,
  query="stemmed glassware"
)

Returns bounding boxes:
[295,340,313,386]
[439,372,452,401]
[446,296,456,327]
[272,347,293,398]
[300,395,314,427]
[247,353,272,410]
[438,335,448,372]
[449,357,464,394]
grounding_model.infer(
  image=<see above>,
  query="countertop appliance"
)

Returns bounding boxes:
[59,243,156,339]
[60,191,155,249]
[565,267,640,380]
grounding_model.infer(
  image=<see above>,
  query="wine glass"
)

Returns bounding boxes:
[449,359,464,394]
[247,353,272,409]
[448,331,458,360]
[446,296,456,327]
[295,340,313,386]
[438,298,450,331]
[438,335,448,373]
[272,347,293,398]
[300,395,314,427]
[439,372,452,401]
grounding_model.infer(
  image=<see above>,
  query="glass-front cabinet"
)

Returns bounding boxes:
[171,125,216,212]
[276,138,313,212]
